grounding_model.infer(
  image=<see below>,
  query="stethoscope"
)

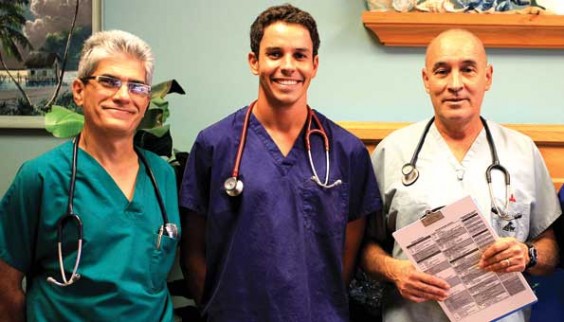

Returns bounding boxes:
[401,116,516,221]
[223,102,342,197]
[46,134,178,287]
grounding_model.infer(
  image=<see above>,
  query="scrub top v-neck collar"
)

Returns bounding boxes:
[247,111,305,176]
[76,147,146,214]
[429,124,488,171]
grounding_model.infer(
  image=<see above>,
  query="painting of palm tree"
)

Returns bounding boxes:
[0,0,100,124]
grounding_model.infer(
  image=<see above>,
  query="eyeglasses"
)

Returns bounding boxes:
[82,75,151,97]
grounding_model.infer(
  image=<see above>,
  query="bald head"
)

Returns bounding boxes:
[422,28,493,133]
[426,29,488,68]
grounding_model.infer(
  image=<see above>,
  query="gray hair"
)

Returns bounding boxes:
[77,30,154,83]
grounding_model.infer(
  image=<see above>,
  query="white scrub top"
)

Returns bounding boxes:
[372,118,560,322]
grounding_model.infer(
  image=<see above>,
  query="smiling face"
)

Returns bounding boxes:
[72,53,150,138]
[248,21,318,109]
[422,30,493,129]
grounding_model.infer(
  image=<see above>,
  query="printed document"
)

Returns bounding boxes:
[392,196,536,322]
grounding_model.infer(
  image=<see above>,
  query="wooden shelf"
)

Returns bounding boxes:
[362,11,564,48]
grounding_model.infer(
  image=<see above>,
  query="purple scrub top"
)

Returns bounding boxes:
[180,106,381,322]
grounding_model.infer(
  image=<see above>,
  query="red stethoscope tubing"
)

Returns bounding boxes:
[227,102,341,196]
[230,102,328,178]
[231,102,255,178]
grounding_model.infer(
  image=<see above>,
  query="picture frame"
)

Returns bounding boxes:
[0,0,102,129]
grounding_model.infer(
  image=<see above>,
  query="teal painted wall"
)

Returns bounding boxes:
[1,2,564,319]
[2,0,564,195]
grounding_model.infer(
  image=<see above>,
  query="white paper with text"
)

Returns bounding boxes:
[392,195,536,322]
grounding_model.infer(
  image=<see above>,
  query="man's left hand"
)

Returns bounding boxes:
[479,237,529,273]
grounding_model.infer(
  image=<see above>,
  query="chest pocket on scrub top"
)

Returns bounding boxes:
[149,233,178,292]
[491,199,530,241]
[300,179,349,237]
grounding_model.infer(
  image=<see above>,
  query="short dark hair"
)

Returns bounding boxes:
[250,4,320,57]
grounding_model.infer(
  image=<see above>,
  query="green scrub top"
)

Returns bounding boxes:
[0,140,180,321]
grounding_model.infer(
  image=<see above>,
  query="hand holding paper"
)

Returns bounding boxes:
[391,259,450,303]
[392,196,537,322]
[479,237,529,273]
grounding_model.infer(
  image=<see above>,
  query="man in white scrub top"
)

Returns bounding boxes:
[361,29,561,322]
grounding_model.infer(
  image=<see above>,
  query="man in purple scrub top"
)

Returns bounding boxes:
[178,4,381,322]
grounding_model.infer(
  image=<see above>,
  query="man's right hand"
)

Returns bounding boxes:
[0,259,25,322]
[391,260,450,303]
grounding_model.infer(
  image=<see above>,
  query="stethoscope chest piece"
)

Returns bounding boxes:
[401,163,419,186]
[224,176,244,197]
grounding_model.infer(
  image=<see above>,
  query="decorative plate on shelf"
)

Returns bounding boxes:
[366,0,564,14]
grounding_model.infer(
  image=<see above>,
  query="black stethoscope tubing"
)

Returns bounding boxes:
[67,134,170,224]
[402,116,513,220]
[403,116,509,186]
[401,117,435,186]
[483,117,510,187]
[47,134,170,286]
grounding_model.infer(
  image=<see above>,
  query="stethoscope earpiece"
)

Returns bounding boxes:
[224,177,244,197]
[401,163,419,186]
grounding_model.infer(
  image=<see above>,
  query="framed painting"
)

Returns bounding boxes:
[0,0,102,129]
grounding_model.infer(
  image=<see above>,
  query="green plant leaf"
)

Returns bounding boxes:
[138,124,170,138]
[149,96,168,109]
[138,109,162,130]
[151,79,186,99]
[44,105,84,138]
[148,96,170,122]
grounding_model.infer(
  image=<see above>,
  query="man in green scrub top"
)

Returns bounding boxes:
[0,30,180,321]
